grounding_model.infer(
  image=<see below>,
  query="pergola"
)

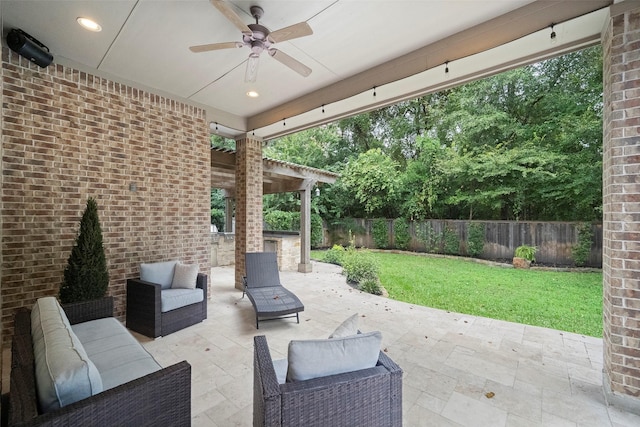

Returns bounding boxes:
[210,147,338,271]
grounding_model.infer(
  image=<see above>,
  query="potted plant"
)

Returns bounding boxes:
[513,245,537,269]
[59,197,110,304]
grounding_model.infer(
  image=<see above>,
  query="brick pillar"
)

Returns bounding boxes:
[602,3,640,414]
[234,135,263,290]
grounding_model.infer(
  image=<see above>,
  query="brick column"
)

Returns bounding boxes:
[602,3,640,414]
[234,135,263,290]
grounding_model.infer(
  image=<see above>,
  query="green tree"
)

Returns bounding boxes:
[210,134,235,149]
[59,197,109,304]
[441,143,565,220]
[342,148,401,217]
[433,46,602,220]
[338,113,383,155]
[264,124,344,169]
[259,46,603,223]
[211,188,225,231]
[399,136,448,220]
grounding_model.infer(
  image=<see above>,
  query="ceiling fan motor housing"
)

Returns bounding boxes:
[245,23,271,54]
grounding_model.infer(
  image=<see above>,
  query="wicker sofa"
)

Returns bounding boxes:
[253,335,403,427]
[8,296,191,427]
[126,260,208,338]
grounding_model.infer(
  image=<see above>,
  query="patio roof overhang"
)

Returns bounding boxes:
[210,147,339,197]
[1,1,613,141]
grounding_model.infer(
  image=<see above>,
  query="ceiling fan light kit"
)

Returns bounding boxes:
[245,53,260,82]
[190,1,313,83]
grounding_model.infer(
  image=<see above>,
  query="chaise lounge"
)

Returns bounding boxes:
[243,252,304,329]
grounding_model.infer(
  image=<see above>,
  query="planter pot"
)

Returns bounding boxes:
[62,296,114,324]
[512,257,531,269]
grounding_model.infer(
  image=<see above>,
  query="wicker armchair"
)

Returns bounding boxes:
[126,272,207,338]
[253,335,403,427]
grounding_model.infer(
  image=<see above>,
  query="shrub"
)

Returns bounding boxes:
[311,214,323,248]
[393,218,411,250]
[59,197,109,304]
[342,248,379,284]
[467,223,485,257]
[211,188,226,231]
[572,223,593,267]
[359,278,383,296]
[324,244,346,265]
[372,218,389,249]
[264,210,299,231]
[264,211,323,248]
[514,245,537,262]
[416,222,440,253]
[443,225,460,255]
[327,218,365,246]
[210,208,224,231]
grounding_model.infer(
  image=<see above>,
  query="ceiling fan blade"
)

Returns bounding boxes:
[269,49,312,77]
[268,22,313,43]
[210,0,251,34]
[189,41,243,53]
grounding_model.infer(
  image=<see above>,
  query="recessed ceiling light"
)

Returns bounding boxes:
[77,17,102,32]
[246,90,259,98]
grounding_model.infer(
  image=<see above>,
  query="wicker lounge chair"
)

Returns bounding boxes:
[243,252,304,329]
[253,335,403,427]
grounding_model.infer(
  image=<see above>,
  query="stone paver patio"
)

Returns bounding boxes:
[136,261,640,426]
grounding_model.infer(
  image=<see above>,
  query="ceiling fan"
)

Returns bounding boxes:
[190,0,313,82]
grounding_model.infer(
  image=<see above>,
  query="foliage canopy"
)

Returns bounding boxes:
[217,46,603,225]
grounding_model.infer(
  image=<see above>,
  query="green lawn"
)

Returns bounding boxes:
[312,250,603,337]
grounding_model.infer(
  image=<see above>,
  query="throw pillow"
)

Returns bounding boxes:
[171,262,199,289]
[286,330,382,382]
[328,313,359,338]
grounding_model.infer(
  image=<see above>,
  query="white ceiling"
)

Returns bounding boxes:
[1,0,613,139]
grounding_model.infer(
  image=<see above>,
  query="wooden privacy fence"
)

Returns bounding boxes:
[323,219,603,268]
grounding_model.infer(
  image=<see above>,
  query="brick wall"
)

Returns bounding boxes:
[602,6,640,411]
[1,49,211,344]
